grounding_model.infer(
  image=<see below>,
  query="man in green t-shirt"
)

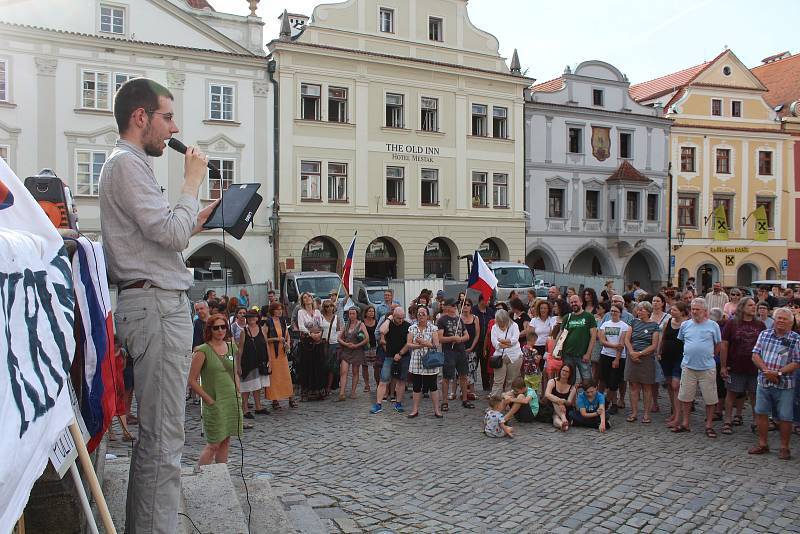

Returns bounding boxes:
[561,294,597,385]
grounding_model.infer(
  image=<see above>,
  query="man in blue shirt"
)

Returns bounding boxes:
[375,289,399,319]
[571,381,608,432]
[674,298,722,437]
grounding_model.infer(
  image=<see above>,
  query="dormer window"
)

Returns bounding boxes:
[100,4,125,34]
[592,89,604,107]
[429,17,443,41]
[379,7,394,33]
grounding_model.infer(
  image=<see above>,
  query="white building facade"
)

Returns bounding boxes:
[525,61,672,290]
[0,0,273,287]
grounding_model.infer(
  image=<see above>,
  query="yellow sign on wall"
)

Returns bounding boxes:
[725,255,736,266]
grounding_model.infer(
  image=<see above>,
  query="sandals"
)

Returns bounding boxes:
[779,448,791,460]
[407,412,419,419]
[272,401,282,410]
[441,402,449,412]
[705,427,718,439]
[288,399,298,408]
[747,444,770,455]
[721,423,733,435]
[254,408,270,415]
[462,401,475,409]
[671,425,690,433]
[732,415,743,426]
[641,418,652,424]
[243,423,254,429]
[626,415,637,423]
[448,394,456,401]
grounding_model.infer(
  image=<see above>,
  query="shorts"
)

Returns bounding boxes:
[727,372,757,395]
[380,354,410,383]
[755,384,794,422]
[563,354,592,386]
[677,367,718,405]
[600,356,626,392]
[443,350,468,380]
[411,373,438,393]
[660,359,682,380]
[545,355,563,376]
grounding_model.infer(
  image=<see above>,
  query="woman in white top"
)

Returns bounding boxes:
[490,309,522,396]
[296,292,322,334]
[406,307,442,418]
[530,300,556,359]
[598,303,630,414]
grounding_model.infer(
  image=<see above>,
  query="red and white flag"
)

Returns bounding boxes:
[341,232,356,295]
[468,250,498,303]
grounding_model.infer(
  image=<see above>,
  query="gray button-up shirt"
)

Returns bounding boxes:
[99,139,199,290]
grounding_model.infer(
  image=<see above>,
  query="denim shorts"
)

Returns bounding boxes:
[443,350,469,380]
[755,384,794,422]
[380,354,410,383]
[563,355,592,386]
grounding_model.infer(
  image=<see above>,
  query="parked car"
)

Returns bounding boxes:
[353,278,390,312]
[284,271,343,317]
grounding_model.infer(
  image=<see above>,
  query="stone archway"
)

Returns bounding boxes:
[424,237,458,279]
[187,242,248,284]
[302,236,340,272]
[697,263,720,295]
[623,248,665,292]
[365,237,403,279]
[737,263,759,287]
[569,245,615,276]
[526,245,558,272]
[479,238,508,262]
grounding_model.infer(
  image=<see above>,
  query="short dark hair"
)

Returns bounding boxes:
[114,78,173,134]
[511,376,526,390]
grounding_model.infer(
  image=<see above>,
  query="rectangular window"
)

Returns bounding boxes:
[207,159,234,200]
[568,127,583,153]
[471,104,487,136]
[420,97,438,132]
[300,160,321,200]
[680,146,696,172]
[647,193,659,221]
[328,87,347,123]
[548,188,564,218]
[713,195,733,230]
[610,200,616,220]
[592,89,604,106]
[731,100,742,118]
[677,194,697,227]
[81,70,110,110]
[386,166,405,204]
[0,59,7,102]
[76,150,106,196]
[428,17,443,41]
[716,148,731,174]
[327,162,347,201]
[385,93,404,128]
[471,172,487,207]
[100,4,124,34]
[626,191,640,220]
[758,151,773,175]
[300,83,321,121]
[756,197,774,229]
[379,7,394,33]
[209,84,234,121]
[0,145,8,162]
[619,132,632,158]
[711,98,722,116]
[114,73,136,94]
[493,107,508,139]
[585,190,599,219]
[421,168,439,206]
[492,173,508,208]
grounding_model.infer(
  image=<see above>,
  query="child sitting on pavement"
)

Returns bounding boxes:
[570,380,609,432]
[502,376,539,424]
[484,394,514,438]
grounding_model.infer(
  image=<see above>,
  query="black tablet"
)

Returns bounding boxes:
[203,183,262,240]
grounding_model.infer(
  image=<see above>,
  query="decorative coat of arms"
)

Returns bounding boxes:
[591,126,611,161]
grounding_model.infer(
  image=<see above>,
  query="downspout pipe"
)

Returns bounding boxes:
[268,58,280,291]
[666,161,673,286]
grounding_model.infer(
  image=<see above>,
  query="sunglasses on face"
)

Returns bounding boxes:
[211,324,227,331]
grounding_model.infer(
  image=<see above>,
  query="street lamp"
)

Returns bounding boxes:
[268,211,278,245]
[675,228,686,249]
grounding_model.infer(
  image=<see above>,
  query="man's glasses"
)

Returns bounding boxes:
[146,110,175,122]
[211,324,227,331]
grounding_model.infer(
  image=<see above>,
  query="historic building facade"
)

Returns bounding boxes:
[632,49,792,292]
[268,0,529,280]
[525,61,671,291]
[0,0,273,286]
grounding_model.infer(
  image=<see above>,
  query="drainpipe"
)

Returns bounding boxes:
[268,58,280,292]
[666,161,673,286]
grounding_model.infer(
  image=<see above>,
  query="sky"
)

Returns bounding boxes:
[213,0,796,84]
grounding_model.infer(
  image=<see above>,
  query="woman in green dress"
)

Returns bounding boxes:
[188,313,244,465]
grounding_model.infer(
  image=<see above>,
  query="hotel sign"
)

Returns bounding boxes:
[386,143,440,163]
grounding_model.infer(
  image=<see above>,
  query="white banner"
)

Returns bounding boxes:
[0,159,75,531]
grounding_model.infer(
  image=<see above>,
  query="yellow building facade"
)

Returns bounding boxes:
[633,50,793,292]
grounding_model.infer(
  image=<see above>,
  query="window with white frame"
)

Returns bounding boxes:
[713,195,733,231]
[0,145,9,163]
[471,104,487,136]
[209,84,234,121]
[711,98,722,116]
[716,148,731,174]
[385,93,404,128]
[0,59,7,102]
[548,188,564,218]
[421,168,439,205]
[100,4,125,34]
[114,72,136,94]
[585,190,599,219]
[379,7,394,33]
[492,173,508,208]
[568,127,583,153]
[300,83,321,120]
[420,97,438,132]
[647,193,659,221]
[677,194,697,227]
[300,161,321,200]
[386,166,405,204]
[428,17,443,41]
[207,159,234,200]
[592,89,604,107]
[75,150,106,196]
[619,131,633,158]
[680,146,696,172]
[327,162,347,201]
[82,70,111,110]
[731,100,742,118]
[493,107,508,139]
[625,191,640,220]
[328,87,347,123]
[471,172,487,207]
[758,150,773,175]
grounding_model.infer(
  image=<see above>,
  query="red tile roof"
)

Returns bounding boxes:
[186,0,215,11]
[530,77,564,93]
[628,61,710,102]
[606,160,650,183]
[752,52,800,117]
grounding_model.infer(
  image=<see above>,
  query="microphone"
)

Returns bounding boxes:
[167,138,220,178]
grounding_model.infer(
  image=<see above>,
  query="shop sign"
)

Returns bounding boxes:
[386,143,440,163]
[725,255,735,267]
[709,246,749,254]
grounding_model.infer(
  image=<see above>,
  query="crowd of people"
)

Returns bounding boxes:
[185,280,800,464]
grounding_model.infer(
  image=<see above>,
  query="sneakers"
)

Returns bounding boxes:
[370,403,383,414]
[393,402,404,413]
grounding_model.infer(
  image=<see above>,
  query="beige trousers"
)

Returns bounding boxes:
[491,355,522,396]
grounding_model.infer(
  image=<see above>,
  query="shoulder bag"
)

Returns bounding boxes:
[551,313,571,361]
[490,327,509,369]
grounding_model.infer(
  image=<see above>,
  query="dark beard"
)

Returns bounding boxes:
[142,123,165,157]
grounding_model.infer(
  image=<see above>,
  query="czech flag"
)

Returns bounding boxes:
[342,232,356,295]
[468,250,498,303]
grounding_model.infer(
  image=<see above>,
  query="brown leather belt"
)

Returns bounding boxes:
[119,280,149,293]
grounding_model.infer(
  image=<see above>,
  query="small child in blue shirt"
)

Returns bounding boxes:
[570,380,609,432]
[484,395,514,438]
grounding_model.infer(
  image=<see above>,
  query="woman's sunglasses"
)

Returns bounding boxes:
[211,324,227,331]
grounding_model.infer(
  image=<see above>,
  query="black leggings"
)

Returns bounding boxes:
[411,373,438,393]
[600,355,626,392]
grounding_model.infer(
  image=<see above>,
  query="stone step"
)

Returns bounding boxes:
[181,463,248,534]
[231,473,297,534]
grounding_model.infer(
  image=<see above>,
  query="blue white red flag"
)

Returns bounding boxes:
[342,232,356,295]
[71,236,116,453]
[468,251,498,303]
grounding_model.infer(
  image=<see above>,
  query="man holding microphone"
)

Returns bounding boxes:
[99,78,218,533]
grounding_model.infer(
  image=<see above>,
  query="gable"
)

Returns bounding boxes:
[692,50,766,91]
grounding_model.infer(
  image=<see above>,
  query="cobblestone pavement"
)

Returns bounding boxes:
[111,379,800,534]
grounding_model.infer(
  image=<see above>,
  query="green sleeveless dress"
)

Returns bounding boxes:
[198,342,243,444]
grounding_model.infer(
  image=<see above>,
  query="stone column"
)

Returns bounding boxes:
[35,57,57,170]
[166,71,186,205]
